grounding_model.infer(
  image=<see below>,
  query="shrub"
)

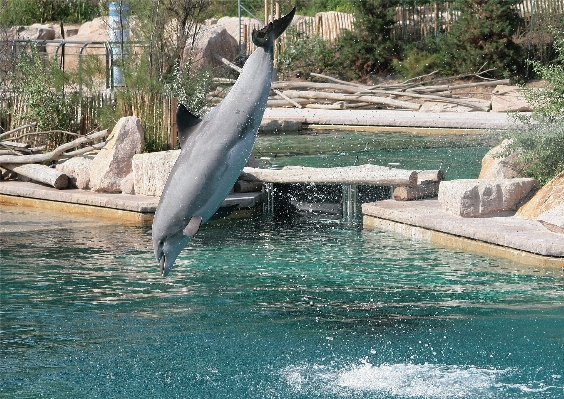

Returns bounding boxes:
[438,0,525,78]
[277,25,337,78]
[502,32,564,185]
[333,0,402,80]
[0,0,99,25]
[393,42,442,79]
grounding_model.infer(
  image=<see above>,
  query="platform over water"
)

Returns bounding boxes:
[363,199,564,268]
[262,109,518,130]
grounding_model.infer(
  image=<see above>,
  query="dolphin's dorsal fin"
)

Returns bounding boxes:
[183,216,202,237]
[176,103,202,148]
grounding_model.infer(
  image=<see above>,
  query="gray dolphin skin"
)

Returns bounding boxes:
[152,7,296,276]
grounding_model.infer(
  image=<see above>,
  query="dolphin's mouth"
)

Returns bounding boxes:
[159,256,167,277]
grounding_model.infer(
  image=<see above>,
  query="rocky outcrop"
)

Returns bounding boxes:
[517,170,564,219]
[55,155,94,189]
[9,24,56,40]
[188,25,239,68]
[537,204,564,234]
[491,85,533,112]
[89,116,144,193]
[438,178,539,217]
[132,149,180,197]
[478,139,524,179]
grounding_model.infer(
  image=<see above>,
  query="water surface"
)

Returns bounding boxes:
[1,204,563,399]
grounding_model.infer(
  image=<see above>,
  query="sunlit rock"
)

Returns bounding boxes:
[517,170,564,219]
[187,25,238,68]
[90,116,144,193]
[55,155,94,189]
[537,204,564,234]
[491,85,532,112]
[132,150,180,197]
[438,178,539,217]
[478,139,524,179]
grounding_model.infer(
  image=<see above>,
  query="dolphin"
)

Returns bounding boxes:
[152,7,296,276]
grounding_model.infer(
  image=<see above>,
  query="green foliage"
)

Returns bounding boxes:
[334,0,402,79]
[502,33,564,185]
[521,33,564,121]
[502,122,564,186]
[437,0,525,78]
[0,0,99,25]
[277,25,337,78]
[393,42,441,79]
[11,49,74,130]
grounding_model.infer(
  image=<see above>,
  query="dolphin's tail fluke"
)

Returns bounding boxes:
[252,7,296,48]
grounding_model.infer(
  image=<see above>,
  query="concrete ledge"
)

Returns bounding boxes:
[362,199,564,267]
[0,181,263,225]
[263,108,520,129]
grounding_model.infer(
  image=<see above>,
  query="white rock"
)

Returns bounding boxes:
[491,85,532,112]
[55,155,94,189]
[438,178,539,217]
[90,116,144,193]
[187,25,238,68]
[478,139,524,179]
[537,204,564,234]
[120,172,135,194]
[132,150,180,196]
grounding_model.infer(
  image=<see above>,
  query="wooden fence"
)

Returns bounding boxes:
[1,92,178,150]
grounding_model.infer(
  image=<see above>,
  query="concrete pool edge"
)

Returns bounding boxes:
[0,181,263,225]
[362,200,564,268]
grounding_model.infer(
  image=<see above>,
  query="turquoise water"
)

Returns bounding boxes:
[1,131,563,398]
[1,206,563,398]
[253,130,499,179]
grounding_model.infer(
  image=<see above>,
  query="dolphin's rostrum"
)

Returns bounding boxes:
[152,7,296,276]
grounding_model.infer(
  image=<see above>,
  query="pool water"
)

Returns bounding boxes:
[1,206,563,398]
[1,130,563,398]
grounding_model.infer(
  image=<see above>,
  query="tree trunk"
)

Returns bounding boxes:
[3,163,69,189]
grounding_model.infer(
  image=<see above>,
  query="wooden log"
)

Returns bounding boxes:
[0,129,109,164]
[3,163,69,189]
[234,180,263,193]
[240,164,418,186]
[1,141,30,149]
[281,90,422,110]
[417,169,444,184]
[393,181,440,201]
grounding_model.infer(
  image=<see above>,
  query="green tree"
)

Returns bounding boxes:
[438,0,525,78]
[334,0,402,80]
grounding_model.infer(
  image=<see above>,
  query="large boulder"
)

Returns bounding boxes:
[537,204,564,234]
[491,85,533,112]
[438,178,539,217]
[46,17,110,74]
[478,139,524,179]
[187,25,239,68]
[517,170,564,219]
[10,24,56,40]
[55,155,94,189]
[90,116,144,193]
[132,150,180,196]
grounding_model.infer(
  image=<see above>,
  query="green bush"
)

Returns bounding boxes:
[392,42,441,79]
[0,0,99,25]
[502,33,564,185]
[334,0,402,80]
[438,0,525,78]
[277,25,337,78]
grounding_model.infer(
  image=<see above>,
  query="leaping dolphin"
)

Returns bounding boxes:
[152,7,296,276]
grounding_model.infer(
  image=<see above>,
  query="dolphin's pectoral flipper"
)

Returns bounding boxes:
[183,216,203,237]
[177,104,202,148]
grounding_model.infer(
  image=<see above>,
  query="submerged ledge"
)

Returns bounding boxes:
[362,199,564,268]
[0,181,263,225]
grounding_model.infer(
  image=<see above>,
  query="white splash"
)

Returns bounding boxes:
[282,360,505,398]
